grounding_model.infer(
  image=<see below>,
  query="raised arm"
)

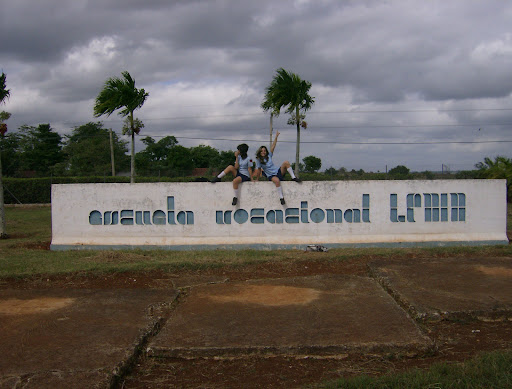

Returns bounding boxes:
[270,131,280,154]
[234,150,240,169]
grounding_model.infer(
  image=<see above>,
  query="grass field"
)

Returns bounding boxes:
[1,205,512,279]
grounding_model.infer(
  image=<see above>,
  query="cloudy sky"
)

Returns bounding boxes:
[2,0,512,172]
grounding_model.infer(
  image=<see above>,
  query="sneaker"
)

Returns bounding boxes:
[232,197,238,206]
[211,177,221,183]
[292,177,302,183]
[280,198,286,205]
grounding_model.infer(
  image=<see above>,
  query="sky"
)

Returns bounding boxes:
[2,0,512,173]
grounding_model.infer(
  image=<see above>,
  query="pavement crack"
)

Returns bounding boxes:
[109,288,187,389]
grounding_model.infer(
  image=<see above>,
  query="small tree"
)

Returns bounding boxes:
[190,145,221,168]
[166,145,194,177]
[291,162,305,173]
[62,122,129,176]
[303,155,322,173]
[388,165,410,179]
[17,124,64,176]
[135,135,178,176]
[324,167,337,177]
[217,150,236,171]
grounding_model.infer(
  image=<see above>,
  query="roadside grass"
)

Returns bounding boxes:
[1,205,511,278]
[315,350,512,388]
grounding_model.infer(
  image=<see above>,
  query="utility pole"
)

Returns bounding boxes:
[0,147,5,238]
[0,113,11,239]
[109,129,115,176]
[269,112,273,149]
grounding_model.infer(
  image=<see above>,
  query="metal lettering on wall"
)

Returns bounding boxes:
[88,193,466,226]
[390,193,466,223]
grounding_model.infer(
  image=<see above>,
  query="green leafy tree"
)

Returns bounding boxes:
[61,122,129,176]
[388,165,410,179]
[166,145,194,176]
[422,170,435,180]
[135,136,178,176]
[217,150,236,170]
[324,167,337,177]
[17,124,64,176]
[0,132,21,176]
[0,110,10,137]
[190,145,221,168]
[261,68,315,177]
[291,162,305,173]
[0,72,10,238]
[303,155,322,173]
[94,71,148,183]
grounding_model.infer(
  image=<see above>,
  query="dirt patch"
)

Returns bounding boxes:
[16,240,51,250]
[203,285,321,306]
[82,251,153,263]
[0,297,75,315]
[1,257,512,388]
[476,265,512,277]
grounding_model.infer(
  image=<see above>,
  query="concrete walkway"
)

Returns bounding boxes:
[149,275,431,359]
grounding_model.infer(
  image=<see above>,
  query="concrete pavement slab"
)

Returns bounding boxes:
[0,289,178,388]
[369,257,512,320]
[149,275,432,358]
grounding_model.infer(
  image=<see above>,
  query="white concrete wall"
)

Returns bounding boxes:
[50,179,508,250]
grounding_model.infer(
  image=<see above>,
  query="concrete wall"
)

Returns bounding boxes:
[50,179,508,250]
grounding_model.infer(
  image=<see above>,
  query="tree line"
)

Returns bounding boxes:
[0,121,325,178]
[2,119,512,183]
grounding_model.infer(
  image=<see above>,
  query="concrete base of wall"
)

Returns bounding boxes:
[50,240,509,251]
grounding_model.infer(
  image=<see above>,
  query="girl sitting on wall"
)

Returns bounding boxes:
[211,143,254,206]
[254,131,301,205]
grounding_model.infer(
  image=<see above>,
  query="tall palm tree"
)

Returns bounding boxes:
[261,68,314,177]
[0,72,11,238]
[94,71,148,183]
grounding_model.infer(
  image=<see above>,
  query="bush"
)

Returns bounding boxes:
[2,176,199,204]
[1,170,484,204]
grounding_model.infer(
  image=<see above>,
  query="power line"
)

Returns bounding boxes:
[93,119,512,129]
[88,107,512,123]
[307,108,512,114]
[303,123,512,129]
[54,131,512,145]
[144,135,512,145]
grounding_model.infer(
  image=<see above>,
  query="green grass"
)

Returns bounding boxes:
[315,350,512,388]
[1,205,512,278]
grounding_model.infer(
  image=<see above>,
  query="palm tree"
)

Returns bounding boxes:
[476,155,512,201]
[0,73,9,103]
[261,68,314,177]
[94,71,149,183]
[0,72,11,238]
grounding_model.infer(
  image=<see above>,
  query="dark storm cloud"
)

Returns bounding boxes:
[3,0,512,171]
